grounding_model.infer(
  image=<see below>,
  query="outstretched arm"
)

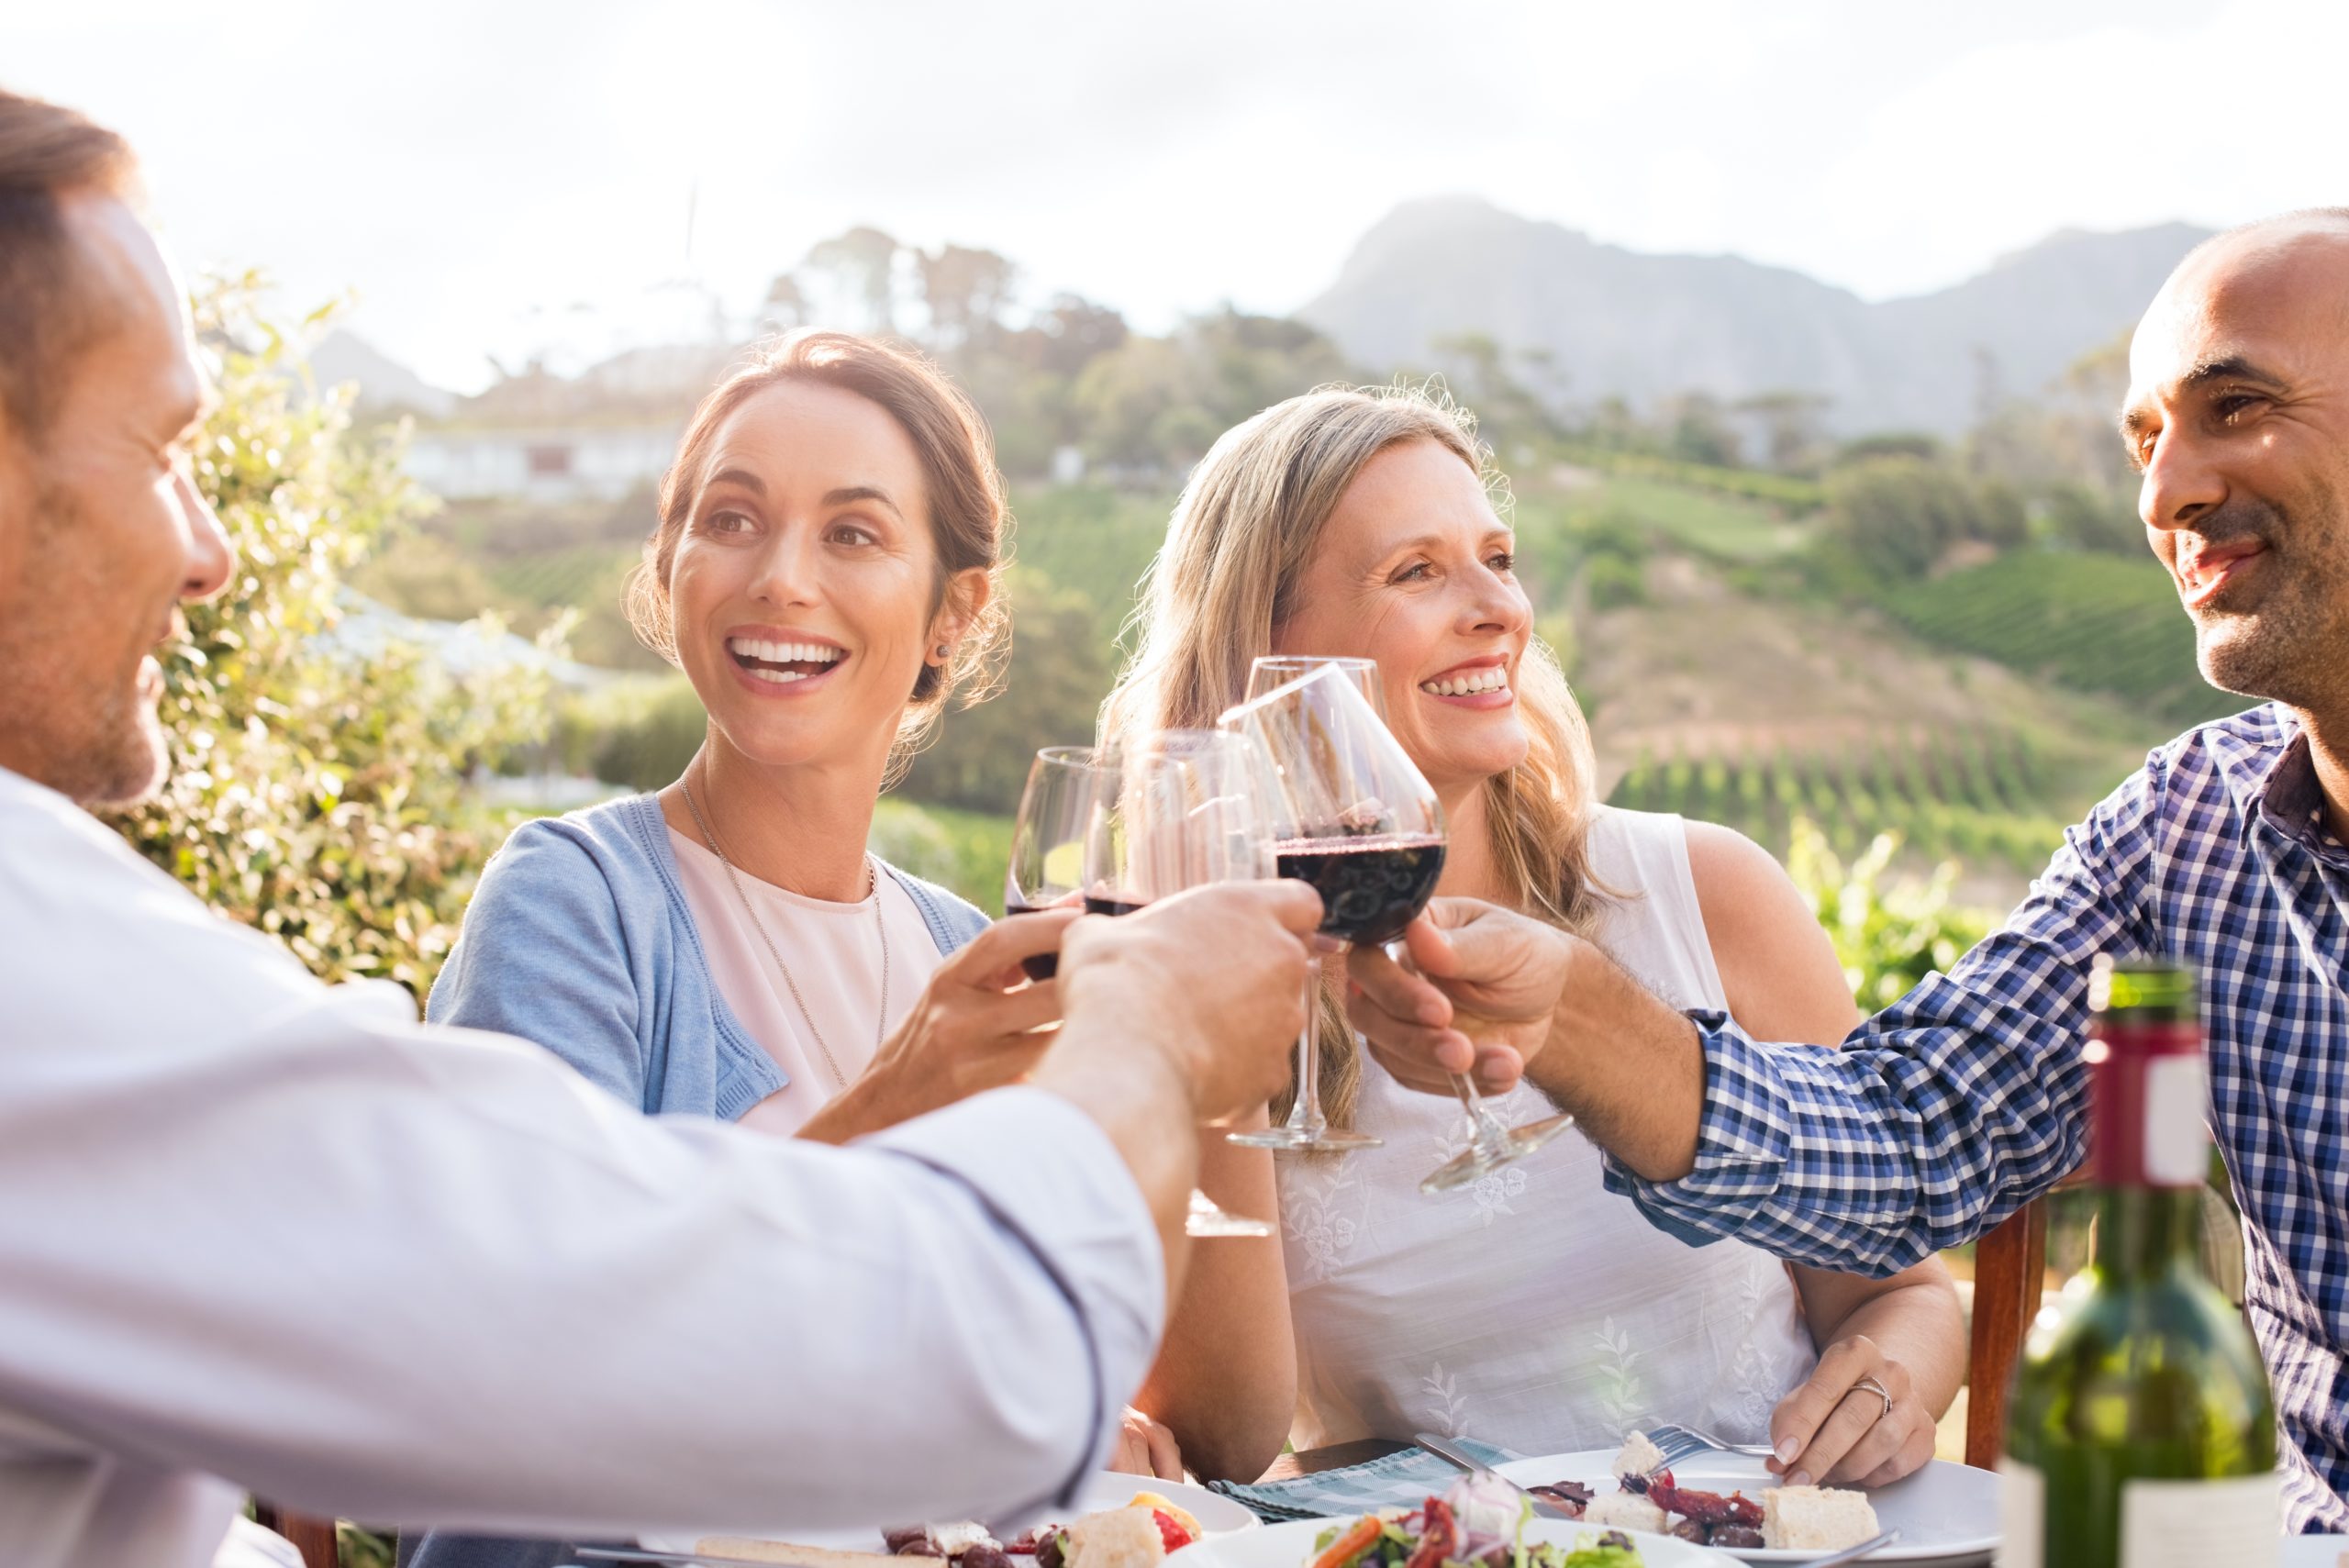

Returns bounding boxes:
[1349,768,2160,1275]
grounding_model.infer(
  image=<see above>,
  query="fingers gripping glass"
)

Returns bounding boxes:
[1084,732,1277,1240]
[1216,659,1418,1153]
[1221,662,1571,1193]
[1006,746,1107,980]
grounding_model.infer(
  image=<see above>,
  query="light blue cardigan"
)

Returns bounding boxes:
[425,792,990,1120]
[404,793,989,1568]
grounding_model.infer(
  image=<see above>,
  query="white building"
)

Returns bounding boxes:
[403,423,684,504]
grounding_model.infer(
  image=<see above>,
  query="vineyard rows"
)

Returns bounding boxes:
[1882,552,2243,726]
[1608,727,2071,873]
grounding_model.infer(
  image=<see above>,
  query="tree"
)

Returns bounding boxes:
[1736,389,1831,473]
[1661,391,1742,467]
[1821,455,1998,580]
[918,243,1018,351]
[799,226,903,335]
[105,275,554,994]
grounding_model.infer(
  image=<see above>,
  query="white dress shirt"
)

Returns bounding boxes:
[0,766,1163,1568]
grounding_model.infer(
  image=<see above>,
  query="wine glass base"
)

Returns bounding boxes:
[1226,1124,1383,1152]
[1186,1193,1275,1239]
[1418,1114,1575,1195]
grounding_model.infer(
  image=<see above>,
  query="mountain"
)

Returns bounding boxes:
[310,329,458,417]
[1297,197,2211,434]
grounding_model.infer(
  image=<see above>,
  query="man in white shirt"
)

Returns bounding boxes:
[0,89,1322,1568]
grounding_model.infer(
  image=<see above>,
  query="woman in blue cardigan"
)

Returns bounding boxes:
[403,333,1074,1568]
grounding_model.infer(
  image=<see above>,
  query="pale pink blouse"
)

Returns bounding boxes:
[667,828,946,1133]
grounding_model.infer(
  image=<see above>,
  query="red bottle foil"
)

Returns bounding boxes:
[2087,1021,2207,1187]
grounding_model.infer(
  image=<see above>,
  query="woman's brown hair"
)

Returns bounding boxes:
[1101,382,1603,1131]
[626,330,1011,784]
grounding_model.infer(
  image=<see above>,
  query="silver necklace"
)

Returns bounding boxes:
[679,779,887,1091]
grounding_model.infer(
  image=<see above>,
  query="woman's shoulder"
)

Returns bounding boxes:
[473,795,678,920]
[875,859,991,953]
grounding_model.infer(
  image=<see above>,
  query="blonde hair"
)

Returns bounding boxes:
[625,331,1011,786]
[1102,383,1603,1129]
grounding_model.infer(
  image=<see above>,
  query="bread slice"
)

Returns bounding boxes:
[1759,1485,1880,1551]
[694,1540,907,1567]
[1582,1490,1666,1533]
[1062,1506,1166,1568]
[1608,1431,1665,1482]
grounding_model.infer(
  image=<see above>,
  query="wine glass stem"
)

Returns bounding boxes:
[1288,954,1324,1135]
[1452,1073,1512,1158]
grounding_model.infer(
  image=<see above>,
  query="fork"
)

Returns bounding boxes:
[1643,1421,1777,1468]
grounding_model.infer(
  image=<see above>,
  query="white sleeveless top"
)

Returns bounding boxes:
[1281,805,1818,1453]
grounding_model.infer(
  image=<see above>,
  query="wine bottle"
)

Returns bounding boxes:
[2000,958,2278,1567]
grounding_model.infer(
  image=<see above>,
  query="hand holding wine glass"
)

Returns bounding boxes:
[1223,663,1572,1194]
[1082,731,1289,1238]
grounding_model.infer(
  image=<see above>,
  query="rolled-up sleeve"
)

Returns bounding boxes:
[1603,760,2164,1275]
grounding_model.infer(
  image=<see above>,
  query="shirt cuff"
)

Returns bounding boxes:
[1599,1010,1795,1245]
[863,1085,1164,1508]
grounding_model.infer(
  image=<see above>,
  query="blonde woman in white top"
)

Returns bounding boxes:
[1101,384,1965,1491]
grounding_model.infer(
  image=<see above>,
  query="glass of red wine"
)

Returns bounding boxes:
[1006,746,1106,982]
[1213,656,1394,1153]
[1084,733,1278,1240]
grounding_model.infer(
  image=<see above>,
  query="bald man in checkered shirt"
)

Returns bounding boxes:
[1347,210,2349,1534]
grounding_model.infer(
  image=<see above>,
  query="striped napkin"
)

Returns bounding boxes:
[1207,1438,1523,1523]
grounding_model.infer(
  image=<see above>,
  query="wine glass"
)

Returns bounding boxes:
[1224,664,1574,1192]
[1216,655,1392,1153]
[1247,654,1387,717]
[1085,735,1278,1240]
[1006,746,1103,982]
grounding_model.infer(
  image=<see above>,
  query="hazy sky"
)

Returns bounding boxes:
[13,0,2343,391]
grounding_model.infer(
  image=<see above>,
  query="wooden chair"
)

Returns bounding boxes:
[1961,1196,2050,1468]
[250,1501,340,1568]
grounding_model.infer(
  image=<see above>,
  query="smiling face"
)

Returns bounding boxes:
[0,192,234,806]
[2121,217,2349,712]
[1272,437,1532,796]
[667,378,968,777]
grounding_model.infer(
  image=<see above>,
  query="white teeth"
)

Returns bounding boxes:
[746,667,806,684]
[727,637,843,664]
[1419,667,1509,697]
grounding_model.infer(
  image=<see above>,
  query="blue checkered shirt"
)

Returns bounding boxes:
[1606,704,2349,1532]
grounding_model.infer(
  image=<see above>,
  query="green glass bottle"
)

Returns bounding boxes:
[2000,958,2278,1567]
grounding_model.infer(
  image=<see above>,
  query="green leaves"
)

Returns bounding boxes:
[104,275,552,997]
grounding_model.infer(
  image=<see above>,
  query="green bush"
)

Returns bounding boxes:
[104,277,553,995]
[551,674,707,792]
[1784,817,1996,1010]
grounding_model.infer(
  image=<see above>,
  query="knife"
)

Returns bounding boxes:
[1790,1529,1899,1565]
[1411,1431,1578,1522]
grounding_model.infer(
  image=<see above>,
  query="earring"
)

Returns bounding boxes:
[934,643,951,660]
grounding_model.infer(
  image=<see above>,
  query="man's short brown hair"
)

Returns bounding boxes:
[0,88,138,443]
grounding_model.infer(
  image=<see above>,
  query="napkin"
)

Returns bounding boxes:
[1208,1438,1524,1523]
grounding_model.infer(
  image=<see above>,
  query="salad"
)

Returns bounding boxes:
[1305,1477,1644,1568]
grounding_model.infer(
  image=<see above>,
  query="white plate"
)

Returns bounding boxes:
[642,1473,1260,1555]
[2280,1536,2349,1568]
[1168,1512,1742,1568]
[1495,1450,1998,1567]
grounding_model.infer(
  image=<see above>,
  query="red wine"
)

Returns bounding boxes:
[1002,899,1059,981]
[1084,894,1146,918]
[1275,836,1446,945]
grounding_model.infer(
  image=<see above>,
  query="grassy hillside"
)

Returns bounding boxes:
[1881,552,2245,728]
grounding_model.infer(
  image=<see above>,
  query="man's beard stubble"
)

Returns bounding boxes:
[0,475,173,809]
[2188,485,2349,717]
